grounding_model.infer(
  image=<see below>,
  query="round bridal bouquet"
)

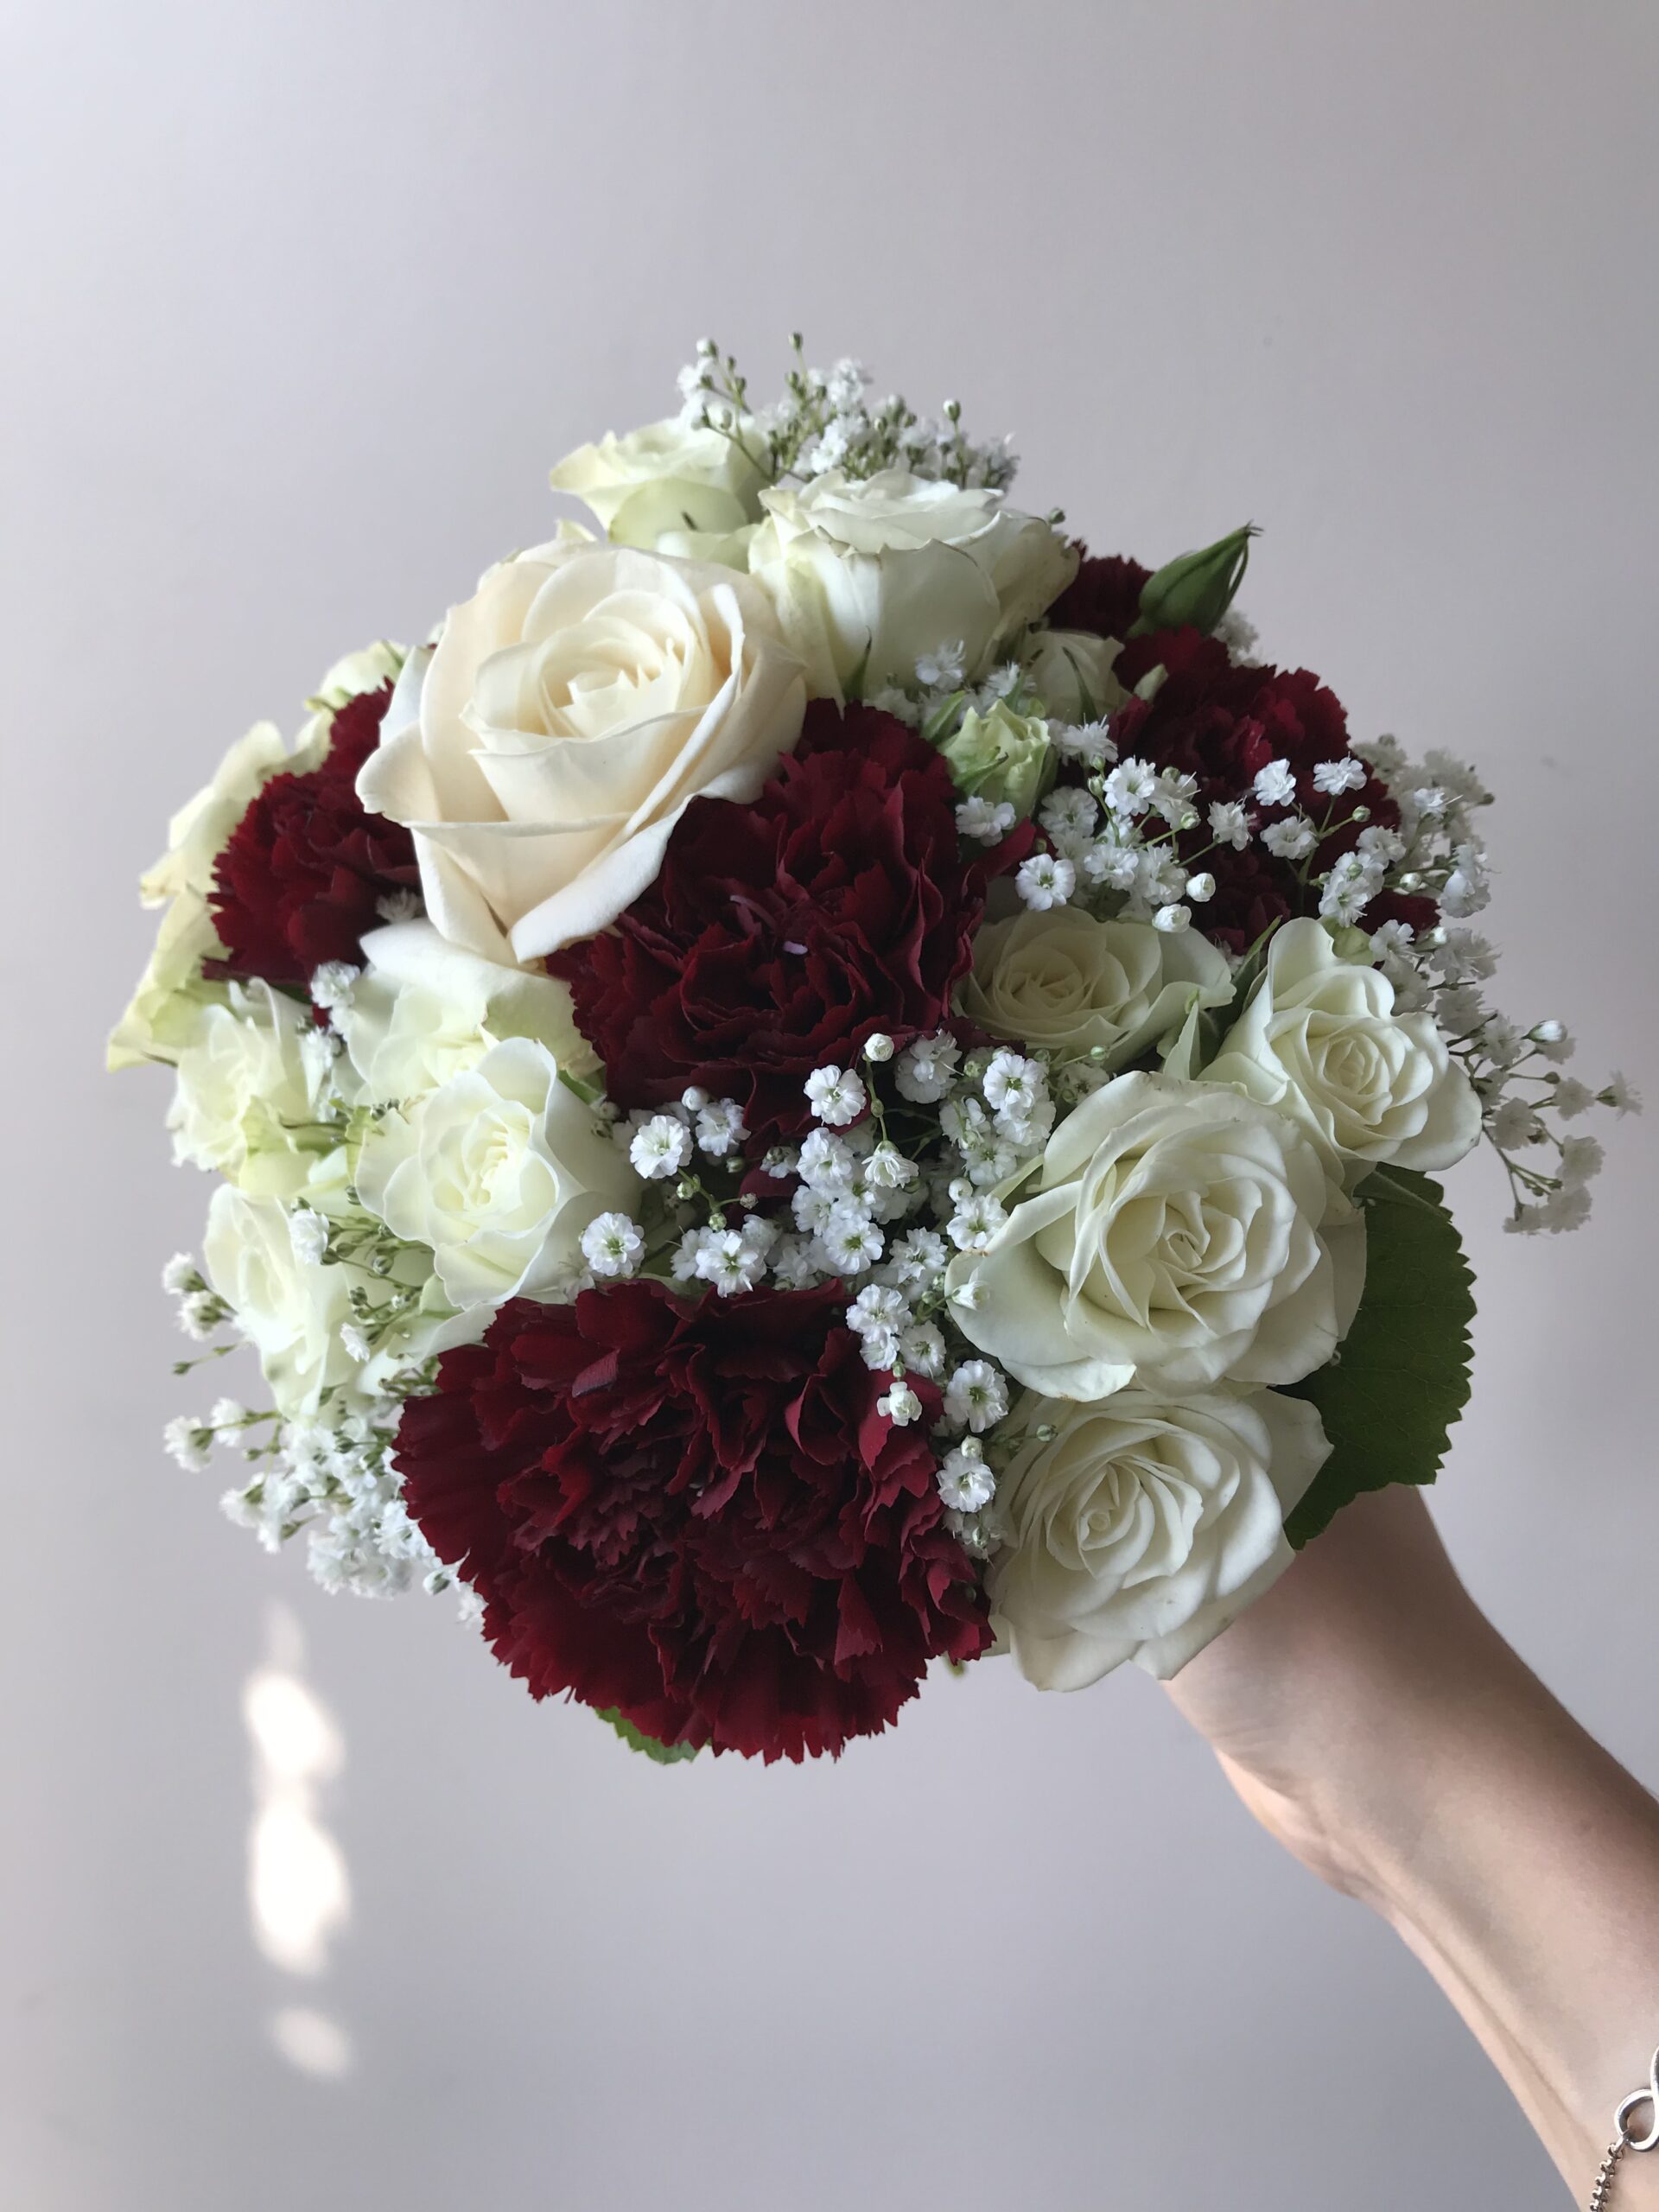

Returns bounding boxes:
[113,340,1637,1764]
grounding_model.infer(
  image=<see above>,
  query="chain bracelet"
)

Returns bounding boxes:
[1587,2049,1658,2211]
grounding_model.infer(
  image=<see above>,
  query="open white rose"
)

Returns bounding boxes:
[1019,629,1128,721]
[202,1186,364,1420]
[550,416,766,554]
[945,1071,1362,1399]
[354,1037,639,1309]
[354,543,806,963]
[168,983,325,1181]
[1202,918,1482,1175]
[339,918,597,1103]
[958,910,1233,1068]
[747,468,1076,701]
[989,1386,1332,1686]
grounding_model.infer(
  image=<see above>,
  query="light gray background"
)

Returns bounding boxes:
[3,3,1655,2207]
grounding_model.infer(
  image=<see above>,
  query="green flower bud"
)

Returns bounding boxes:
[936,701,1052,817]
[1131,524,1255,638]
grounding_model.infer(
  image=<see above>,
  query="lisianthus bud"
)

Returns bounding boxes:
[1131,524,1255,638]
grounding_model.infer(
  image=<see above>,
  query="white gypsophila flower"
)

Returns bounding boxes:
[1082,836,1141,893]
[671,1226,715,1282]
[957,795,1018,844]
[880,1229,949,1295]
[944,1358,1010,1433]
[866,685,922,725]
[1541,1185,1593,1233]
[947,1188,1008,1253]
[309,962,360,1014]
[375,887,422,924]
[1370,919,1415,958]
[695,1098,747,1158]
[1552,1077,1595,1118]
[938,1441,996,1513]
[208,1396,248,1431]
[162,1252,197,1295]
[1490,1097,1543,1150]
[1052,718,1116,766]
[899,1321,948,1380]
[179,1290,222,1342]
[849,1282,909,1338]
[1356,824,1407,866]
[1039,788,1099,843]
[163,1415,212,1474]
[1436,983,1486,1034]
[1153,904,1191,935]
[1015,852,1076,912]
[581,1211,645,1279]
[1185,871,1217,904]
[895,1031,961,1104]
[695,1224,772,1295]
[864,1032,895,1063]
[1440,842,1490,918]
[1481,1017,1525,1067]
[915,640,969,691]
[982,1049,1044,1118]
[340,1323,372,1363]
[631,1113,694,1179]
[1151,770,1199,828]
[878,1382,925,1427]
[1313,757,1368,798]
[1261,816,1317,861]
[1253,759,1297,808]
[819,1201,885,1274]
[1208,800,1252,850]
[770,1232,822,1290]
[1533,1022,1573,1064]
[864,1141,918,1192]
[289,1207,330,1267]
[760,1144,798,1180]
[1560,1136,1605,1187]
[804,1064,868,1128]
[797,1128,858,1192]
[942,1096,1016,1185]
[791,1183,840,1239]
[1318,851,1382,925]
[1605,1071,1643,1116]
[1103,758,1158,819]
[1412,786,1448,819]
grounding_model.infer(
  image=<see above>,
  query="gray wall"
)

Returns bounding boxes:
[3,3,1655,2206]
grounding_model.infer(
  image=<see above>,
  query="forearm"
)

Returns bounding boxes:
[1337,1613,1659,2196]
[1166,1488,1659,2203]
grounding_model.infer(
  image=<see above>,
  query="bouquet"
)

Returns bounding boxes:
[112,339,1637,1764]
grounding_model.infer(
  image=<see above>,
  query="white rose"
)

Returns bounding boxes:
[1019,629,1128,721]
[550,416,766,555]
[107,893,225,1071]
[354,1037,639,1309]
[339,918,597,1103]
[988,1386,1332,1686]
[354,543,806,963]
[958,910,1233,1067]
[747,468,1076,700]
[139,721,289,911]
[202,1185,362,1420]
[1202,918,1482,1174]
[168,984,324,1181]
[945,1071,1362,1398]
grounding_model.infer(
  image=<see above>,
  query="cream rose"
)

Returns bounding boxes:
[946,1071,1362,1399]
[1201,918,1482,1174]
[958,911,1233,1067]
[202,1186,363,1420]
[354,543,806,962]
[354,1037,639,1309]
[747,468,1076,700]
[339,919,596,1103]
[988,1387,1332,1686]
[168,984,327,1182]
[550,416,766,554]
[1019,629,1128,721]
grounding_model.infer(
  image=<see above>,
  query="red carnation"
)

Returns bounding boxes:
[394,1281,990,1762]
[549,702,1031,1151]
[1094,628,1436,951]
[1044,548,1152,643]
[208,682,419,992]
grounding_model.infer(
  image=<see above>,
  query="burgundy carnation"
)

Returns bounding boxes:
[394,1281,991,1762]
[1096,628,1437,951]
[208,682,419,991]
[549,701,1032,1151]
[1044,548,1152,643]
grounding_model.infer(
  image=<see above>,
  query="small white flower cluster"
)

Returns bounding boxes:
[677,336,1018,492]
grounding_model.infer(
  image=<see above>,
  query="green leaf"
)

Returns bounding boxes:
[594,1707,699,1764]
[1282,1166,1476,1548]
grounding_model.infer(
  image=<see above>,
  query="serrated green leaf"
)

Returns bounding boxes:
[1282,1165,1475,1548]
[594,1707,699,1764]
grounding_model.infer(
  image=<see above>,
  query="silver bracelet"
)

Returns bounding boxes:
[1587,2048,1659,2210]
